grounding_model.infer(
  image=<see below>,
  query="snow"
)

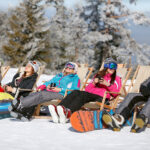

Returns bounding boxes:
[0,118,150,150]
[0,68,150,150]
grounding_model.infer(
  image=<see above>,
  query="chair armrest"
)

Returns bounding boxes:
[64,89,73,97]
[14,88,35,99]
[105,91,121,95]
[96,91,121,111]
[18,88,34,92]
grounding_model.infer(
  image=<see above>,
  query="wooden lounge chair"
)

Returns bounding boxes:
[128,65,150,93]
[127,65,150,125]
[71,66,131,129]
[33,64,94,118]
[14,65,45,99]
[82,67,132,111]
[0,65,45,118]
[0,66,10,81]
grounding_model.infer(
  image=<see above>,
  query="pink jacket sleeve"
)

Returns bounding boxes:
[106,76,122,97]
[85,82,95,92]
[37,85,46,91]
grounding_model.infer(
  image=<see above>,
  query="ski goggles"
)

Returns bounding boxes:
[29,61,37,65]
[104,62,117,70]
[65,63,75,70]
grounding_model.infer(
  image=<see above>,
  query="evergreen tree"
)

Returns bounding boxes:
[81,0,150,69]
[46,0,111,72]
[0,11,9,63]
[3,0,51,66]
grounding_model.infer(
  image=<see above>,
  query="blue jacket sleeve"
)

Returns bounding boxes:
[43,74,59,87]
[61,76,80,94]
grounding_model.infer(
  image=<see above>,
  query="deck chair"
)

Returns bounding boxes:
[127,65,150,125]
[80,66,132,128]
[0,65,45,118]
[117,64,126,68]
[83,68,132,110]
[0,66,10,81]
[33,64,94,119]
[14,65,45,99]
[128,65,150,93]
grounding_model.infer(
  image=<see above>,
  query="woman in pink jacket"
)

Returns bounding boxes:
[49,58,122,124]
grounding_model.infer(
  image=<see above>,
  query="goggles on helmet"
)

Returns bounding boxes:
[65,63,75,70]
[104,62,117,70]
[30,61,37,65]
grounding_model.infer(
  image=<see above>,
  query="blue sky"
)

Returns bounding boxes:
[0,0,150,44]
[123,0,150,13]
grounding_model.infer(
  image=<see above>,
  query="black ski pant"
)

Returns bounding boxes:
[115,93,148,121]
[59,90,104,113]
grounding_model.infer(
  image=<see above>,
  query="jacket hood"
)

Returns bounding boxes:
[59,72,78,78]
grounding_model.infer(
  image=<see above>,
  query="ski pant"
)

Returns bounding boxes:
[140,97,150,123]
[20,90,64,108]
[59,90,104,113]
[115,93,149,121]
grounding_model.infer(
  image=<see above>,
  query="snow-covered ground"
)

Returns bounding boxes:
[0,118,150,150]
[0,68,150,150]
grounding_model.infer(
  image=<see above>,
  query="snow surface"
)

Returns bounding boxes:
[0,68,150,150]
[0,118,150,150]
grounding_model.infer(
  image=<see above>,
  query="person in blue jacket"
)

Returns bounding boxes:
[9,62,80,121]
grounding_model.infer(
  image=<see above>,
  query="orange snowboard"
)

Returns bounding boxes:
[70,110,106,132]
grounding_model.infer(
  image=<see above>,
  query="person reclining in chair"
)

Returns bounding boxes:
[48,58,122,124]
[102,76,150,133]
[0,61,38,101]
[9,62,80,121]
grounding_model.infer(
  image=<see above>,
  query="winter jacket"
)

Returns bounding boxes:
[37,73,80,96]
[85,73,122,99]
[7,72,38,98]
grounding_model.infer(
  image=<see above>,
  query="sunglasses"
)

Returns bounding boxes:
[104,62,117,70]
[65,63,75,69]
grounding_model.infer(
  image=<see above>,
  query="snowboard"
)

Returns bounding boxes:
[70,110,107,132]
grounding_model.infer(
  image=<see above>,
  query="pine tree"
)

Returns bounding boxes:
[81,0,150,68]
[0,11,9,63]
[46,0,111,72]
[3,0,51,66]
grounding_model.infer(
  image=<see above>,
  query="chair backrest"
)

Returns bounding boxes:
[77,64,93,91]
[98,64,131,96]
[128,65,150,93]
[17,65,45,89]
[17,66,25,73]
[14,65,45,99]
[117,67,128,80]
[33,65,45,89]
[117,64,126,68]
[1,66,10,81]
[117,67,132,96]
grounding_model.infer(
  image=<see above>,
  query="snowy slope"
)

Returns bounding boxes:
[0,68,150,150]
[0,118,150,150]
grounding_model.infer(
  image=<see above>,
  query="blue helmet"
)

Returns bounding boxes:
[104,58,117,70]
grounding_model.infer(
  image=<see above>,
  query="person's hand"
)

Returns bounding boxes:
[99,79,110,86]
[50,87,62,92]
[36,88,41,92]
[5,86,13,92]
[47,85,51,90]
[93,78,99,85]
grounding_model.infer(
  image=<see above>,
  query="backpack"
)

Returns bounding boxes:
[140,77,150,97]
